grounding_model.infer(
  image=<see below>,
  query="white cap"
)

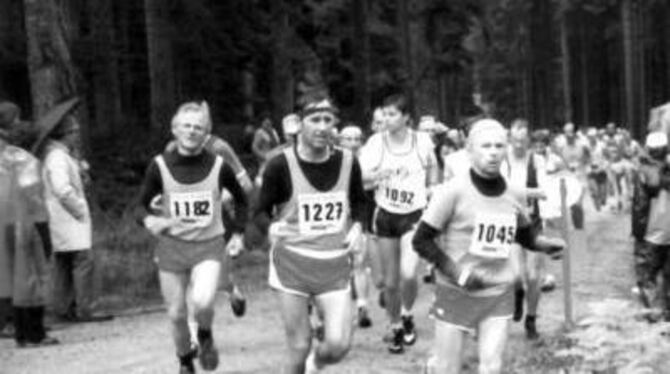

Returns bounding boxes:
[340,125,362,139]
[282,113,300,135]
[468,119,506,141]
[645,131,668,148]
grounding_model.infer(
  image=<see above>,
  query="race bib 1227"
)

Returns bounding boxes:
[297,191,347,235]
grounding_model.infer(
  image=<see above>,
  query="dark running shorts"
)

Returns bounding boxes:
[430,282,514,333]
[372,207,422,238]
[155,235,225,273]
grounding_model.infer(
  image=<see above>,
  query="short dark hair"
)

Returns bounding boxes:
[382,94,409,115]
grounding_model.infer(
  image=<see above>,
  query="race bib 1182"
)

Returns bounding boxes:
[169,191,214,227]
[468,213,516,259]
[297,191,347,235]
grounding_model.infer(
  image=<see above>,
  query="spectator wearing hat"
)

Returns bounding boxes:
[0,100,59,347]
[632,131,670,315]
[37,101,112,323]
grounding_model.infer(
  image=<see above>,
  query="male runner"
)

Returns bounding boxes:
[359,94,439,353]
[339,125,373,328]
[503,119,546,339]
[255,97,366,374]
[136,102,248,374]
[412,119,564,374]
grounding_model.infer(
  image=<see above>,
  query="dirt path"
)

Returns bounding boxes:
[0,204,634,374]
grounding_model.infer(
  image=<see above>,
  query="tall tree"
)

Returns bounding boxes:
[87,0,122,137]
[559,1,572,123]
[270,0,294,122]
[23,0,78,116]
[621,0,636,134]
[351,0,371,125]
[396,0,415,115]
[144,0,176,131]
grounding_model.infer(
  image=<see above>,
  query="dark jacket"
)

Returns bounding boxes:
[632,155,670,240]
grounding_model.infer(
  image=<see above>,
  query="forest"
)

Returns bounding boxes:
[2,0,670,145]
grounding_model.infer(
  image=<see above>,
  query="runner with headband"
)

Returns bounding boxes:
[412,119,564,374]
[255,96,366,374]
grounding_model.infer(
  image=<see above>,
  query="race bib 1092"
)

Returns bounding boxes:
[169,191,214,227]
[297,191,347,235]
[468,213,516,259]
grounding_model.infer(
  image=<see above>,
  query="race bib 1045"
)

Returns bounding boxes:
[297,191,347,235]
[468,213,516,259]
[169,191,214,227]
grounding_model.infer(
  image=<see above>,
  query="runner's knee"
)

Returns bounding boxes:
[479,356,503,374]
[166,302,188,323]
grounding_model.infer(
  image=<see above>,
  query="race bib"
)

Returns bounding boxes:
[297,191,347,235]
[169,191,214,227]
[381,186,415,209]
[468,213,516,259]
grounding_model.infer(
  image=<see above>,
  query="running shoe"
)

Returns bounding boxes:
[198,334,219,371]
[16,336,59,348]
[387,326,404,354]
[378,291,386,309]
[524,315,539,340]
[401,315,416,346]
[178,347,198,374]
[540,274,557,293]
[357,307,372,328]
[229,286,246,317]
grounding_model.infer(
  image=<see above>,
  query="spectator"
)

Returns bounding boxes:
[632,131,670,315]
[0,100,58,347]
[35,98,113,323]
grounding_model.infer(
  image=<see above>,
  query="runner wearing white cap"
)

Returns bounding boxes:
[412,118,564,374]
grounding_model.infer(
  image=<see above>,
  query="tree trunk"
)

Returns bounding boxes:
[352,0,370,126]
[270,0,293,123]
[559,5,573,123]
[144,0,176,132]
[529,0,553,128]
[23,0,78,117]
[88,0,122,137]
[396,0,415,116]
[622,0,636,135]
[578,11,590,127]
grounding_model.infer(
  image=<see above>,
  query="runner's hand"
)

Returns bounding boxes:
[345,222,363,253]
[454,256,515,291]
[143,215,177,236]
[534,235,565,259]
[226,233,245,258]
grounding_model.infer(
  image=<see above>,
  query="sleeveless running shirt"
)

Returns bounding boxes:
[373,131,429,214]
[155,155,225,241]
[269,147,353,253]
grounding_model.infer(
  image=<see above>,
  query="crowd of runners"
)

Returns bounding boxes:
[3,92,670,374]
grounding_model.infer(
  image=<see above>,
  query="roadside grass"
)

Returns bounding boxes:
[554,299,670,373]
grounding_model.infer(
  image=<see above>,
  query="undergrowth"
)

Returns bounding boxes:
[555,299,670,374]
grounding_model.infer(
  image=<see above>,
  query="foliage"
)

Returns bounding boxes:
[555,299,670,373]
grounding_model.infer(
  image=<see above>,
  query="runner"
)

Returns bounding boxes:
[502,119,546,339]
[165,126,252,319]
[584,127,608,211]
[254,97,366,374]
[359,94,440,353]
[339,124,373,328]
[412,119,564,374]
[136,101,248,374]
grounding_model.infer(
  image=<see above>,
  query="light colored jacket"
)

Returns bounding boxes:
[42,140,91,251]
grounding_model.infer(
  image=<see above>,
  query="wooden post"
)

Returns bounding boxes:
[559,178,574,328]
